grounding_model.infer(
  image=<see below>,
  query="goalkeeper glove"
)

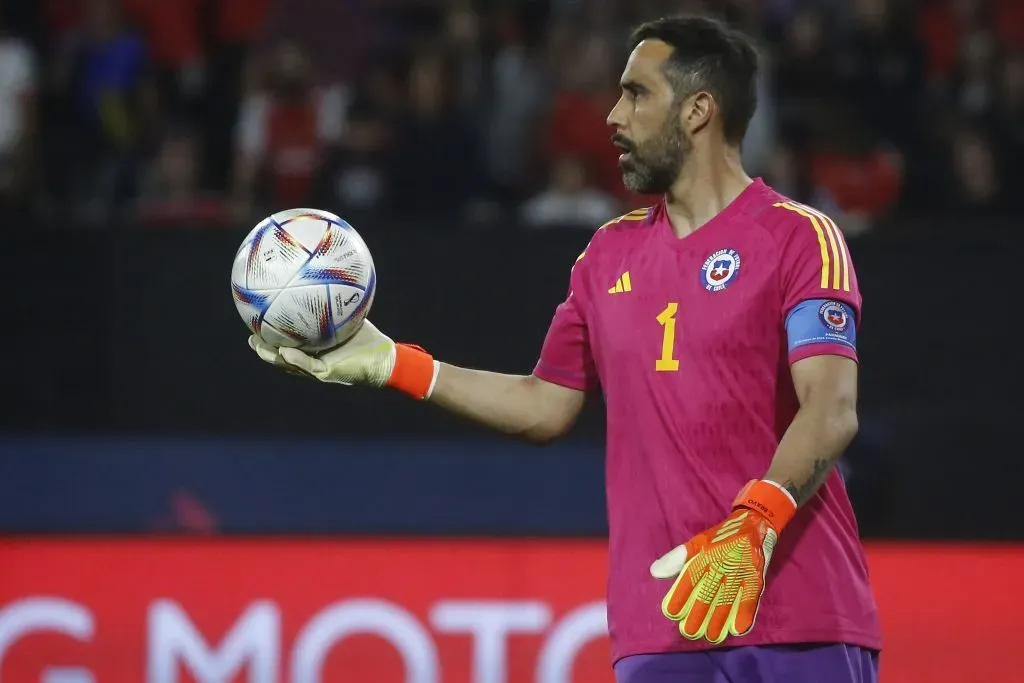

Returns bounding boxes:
[248,319,439,400]
[649,479,797,645]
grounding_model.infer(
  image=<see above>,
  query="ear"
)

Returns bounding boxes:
[682,91,715,136]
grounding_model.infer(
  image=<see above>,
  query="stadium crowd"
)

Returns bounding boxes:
[0,0,1021,231]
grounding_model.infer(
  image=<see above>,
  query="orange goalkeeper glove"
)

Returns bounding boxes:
[650,479,798,644]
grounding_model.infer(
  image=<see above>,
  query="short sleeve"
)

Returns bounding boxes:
[533,252,598,391]
[776,203,862,364]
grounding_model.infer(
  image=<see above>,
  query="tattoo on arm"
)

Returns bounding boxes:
[783,458,834,506]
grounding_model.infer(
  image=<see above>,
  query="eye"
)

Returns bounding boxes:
[621,84,644,101]
[628,85,648,102]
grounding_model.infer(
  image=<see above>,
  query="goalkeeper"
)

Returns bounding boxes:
[251,15,881,683]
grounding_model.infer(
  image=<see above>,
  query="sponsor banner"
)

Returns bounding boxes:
[0,539,1020,683]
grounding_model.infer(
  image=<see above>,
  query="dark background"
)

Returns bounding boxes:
[1,0,1021,540]
[4,217,1019,539]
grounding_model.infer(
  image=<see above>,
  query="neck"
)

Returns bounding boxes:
[663,145,752,238]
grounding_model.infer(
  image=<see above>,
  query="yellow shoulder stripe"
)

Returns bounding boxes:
[575,208,651,269]
[597,207,650,231]
[772,201,850,292]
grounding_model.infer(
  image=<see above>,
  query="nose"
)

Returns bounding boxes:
[606,93,627,130]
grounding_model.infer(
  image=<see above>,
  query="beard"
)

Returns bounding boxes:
[618,110,690,195]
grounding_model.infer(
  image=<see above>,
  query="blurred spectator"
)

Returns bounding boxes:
[260,0,374,86]
[0,7,37,210]
[442,0,485,110]
[763,144,807,203]
[57,0,153,151]
[217,0,274,52]
[5,0,1020,226]
[204,0,273,192]
[388,49,483,220]
[521,155,620,229]
[545,35,633,204]
[485,6,551,202]
[918,0,987,85]
[807,107,903,233]
[952,26,999,116]
[944,124,1006,215]
[835,0,926,152]
[316,61,405,216]
[741,53,777,178]
[764,143,871,237]
[320,108,390,216]
[232,41,346,216]
[991,52,1024,187]
[45,0,156,224]
[134,127,227,228]
[772,6,837,153]
[993,0,1024,52]
[774,7,837,105]
[122,0,204,117]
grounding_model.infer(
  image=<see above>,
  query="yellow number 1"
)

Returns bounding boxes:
[656,302,680,372]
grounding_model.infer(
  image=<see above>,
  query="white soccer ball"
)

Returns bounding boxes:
[231,208,376,353]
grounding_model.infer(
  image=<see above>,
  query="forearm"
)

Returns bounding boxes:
[427,363,579,443]
[259,321,584,442]
[763,402,858,507]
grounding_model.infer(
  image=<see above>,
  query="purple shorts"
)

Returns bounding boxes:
[614,644,879,683]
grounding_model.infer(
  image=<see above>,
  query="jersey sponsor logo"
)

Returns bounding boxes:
[818,301,849,332]
[607,271,632,294]
[700,249,741,292]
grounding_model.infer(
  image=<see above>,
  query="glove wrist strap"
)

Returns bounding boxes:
[387,344,437,400]
[732,479,798,533]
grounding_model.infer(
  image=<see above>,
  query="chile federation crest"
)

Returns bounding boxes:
[700,249,742,292]
[819,301,850,332]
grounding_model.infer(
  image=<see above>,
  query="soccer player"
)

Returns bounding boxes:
[250,15,882,683]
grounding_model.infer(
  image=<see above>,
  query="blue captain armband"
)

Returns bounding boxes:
[786,299,857,352]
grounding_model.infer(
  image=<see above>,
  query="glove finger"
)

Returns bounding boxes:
[728,578,765,637]
[679,571,719,641]
[650,544,689,579]
[249,335,279,365]
[249,335,310,377]
[280,347,327,375]
[703,589,739,645]
[662,575,692,621]
[661,550,706,619]
[275,354,313,377]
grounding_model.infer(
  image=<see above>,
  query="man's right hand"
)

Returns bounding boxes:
[248,320,438,399]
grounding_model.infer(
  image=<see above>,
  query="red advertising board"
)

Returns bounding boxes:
[0,539,1020,682]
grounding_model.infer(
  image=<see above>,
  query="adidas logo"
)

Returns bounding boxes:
[608,271,632,294]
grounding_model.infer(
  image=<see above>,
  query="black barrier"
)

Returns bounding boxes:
[6,219,1018,436]
[3,219,1021,538]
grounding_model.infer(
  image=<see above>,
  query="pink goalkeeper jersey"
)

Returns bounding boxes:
[533,179,882,663]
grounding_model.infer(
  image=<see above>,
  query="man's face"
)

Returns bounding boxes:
[606,40,690,194]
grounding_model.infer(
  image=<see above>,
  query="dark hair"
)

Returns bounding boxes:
[629,15,759,144]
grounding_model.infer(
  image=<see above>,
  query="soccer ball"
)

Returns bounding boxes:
[231,208,376,353]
